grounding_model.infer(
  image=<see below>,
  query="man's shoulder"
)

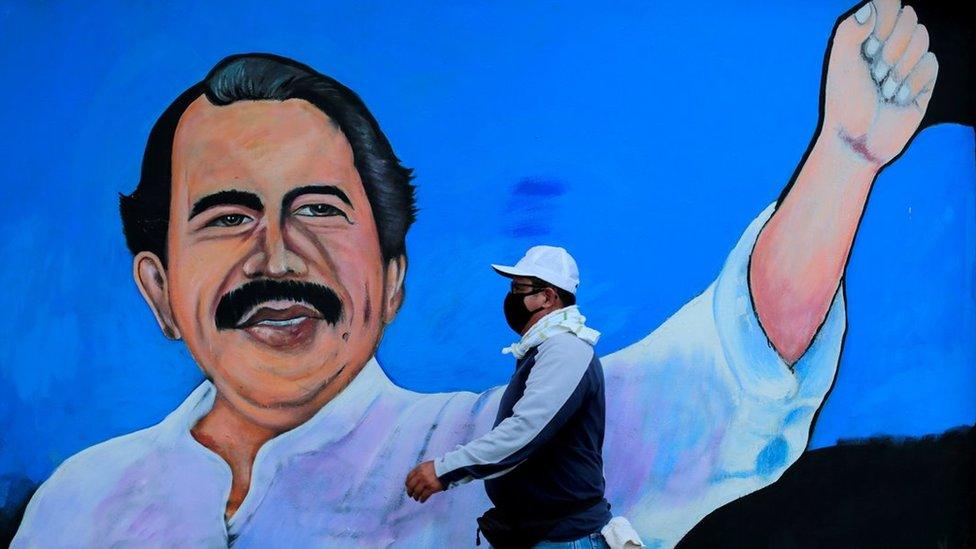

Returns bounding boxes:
[532,333,599,380]
[538,332,597,358]
[12,425,177,543]
[24,426,167,510]
[69,423,167,469]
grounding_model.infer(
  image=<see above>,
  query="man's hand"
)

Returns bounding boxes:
[823,0,938,166]
[405,461,444,503]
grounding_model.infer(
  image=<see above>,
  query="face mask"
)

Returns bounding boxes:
[504,289,546,334]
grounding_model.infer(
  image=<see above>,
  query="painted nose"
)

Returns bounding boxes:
[242,221,308,278]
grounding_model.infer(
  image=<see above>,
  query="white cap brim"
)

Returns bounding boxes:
[491,264,576,294]
[491,264,532,278]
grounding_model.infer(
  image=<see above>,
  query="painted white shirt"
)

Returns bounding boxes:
[12,204,846,548]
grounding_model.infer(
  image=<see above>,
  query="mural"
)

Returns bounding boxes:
[1,0,973,547]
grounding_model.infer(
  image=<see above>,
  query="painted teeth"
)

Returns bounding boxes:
[257,317,307,327]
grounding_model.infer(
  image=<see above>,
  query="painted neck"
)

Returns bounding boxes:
[191,394,282,520]
[191,394,279,467]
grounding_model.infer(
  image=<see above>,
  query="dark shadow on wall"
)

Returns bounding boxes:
[0,475,35,547]
[911,0,975,130]
[679,425,976,549]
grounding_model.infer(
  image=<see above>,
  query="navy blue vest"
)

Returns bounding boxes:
[484,340,611,541]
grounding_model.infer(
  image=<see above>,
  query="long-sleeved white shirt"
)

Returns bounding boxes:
[13,204,845,548]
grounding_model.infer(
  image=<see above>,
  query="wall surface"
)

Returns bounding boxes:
[0,0,973,543]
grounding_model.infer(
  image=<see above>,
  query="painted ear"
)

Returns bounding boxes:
[133,252,182,340]
[382,254,407,324]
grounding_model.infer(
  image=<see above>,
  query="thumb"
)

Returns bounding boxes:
[840,2,877,49]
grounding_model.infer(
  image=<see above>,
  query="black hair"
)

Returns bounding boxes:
[553,286,577,307]
[528,277,577,307]
[119,53,416,266]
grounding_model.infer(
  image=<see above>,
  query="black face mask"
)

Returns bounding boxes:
[503,289,546,334]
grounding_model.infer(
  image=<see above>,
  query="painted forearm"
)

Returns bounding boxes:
[749,0,938,365]
[750,133,878,364]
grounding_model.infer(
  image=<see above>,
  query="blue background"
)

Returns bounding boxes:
[0,0,973,498]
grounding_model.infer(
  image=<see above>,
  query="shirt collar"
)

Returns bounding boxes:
[157,357,391,457]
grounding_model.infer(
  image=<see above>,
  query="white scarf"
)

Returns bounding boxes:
[502,305,601,359]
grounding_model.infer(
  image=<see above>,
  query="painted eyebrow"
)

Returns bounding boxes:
[282,185,353,210]
[189,190,264,220]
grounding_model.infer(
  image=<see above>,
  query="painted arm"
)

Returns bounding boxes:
[595,3,940,545]
[751,0,938,363]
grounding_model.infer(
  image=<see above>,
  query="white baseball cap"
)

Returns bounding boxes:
[492,245,580,294]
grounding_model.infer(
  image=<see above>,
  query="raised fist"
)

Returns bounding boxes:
[822,0,939,166]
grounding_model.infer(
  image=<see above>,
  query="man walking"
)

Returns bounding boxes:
[406,245,614,548]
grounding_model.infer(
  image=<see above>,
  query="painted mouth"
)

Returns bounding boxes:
[236,301,325,348]
[236,302,325,328]
[214,279,343,335]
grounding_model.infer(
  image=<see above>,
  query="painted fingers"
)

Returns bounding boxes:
[860,1,938,108]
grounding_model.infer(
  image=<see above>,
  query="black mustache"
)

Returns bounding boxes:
[214,279,343,330]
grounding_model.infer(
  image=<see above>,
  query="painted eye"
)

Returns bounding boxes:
[208,214,252,227]
[294,204,347,219]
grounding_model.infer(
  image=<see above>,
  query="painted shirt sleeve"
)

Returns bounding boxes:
[600,203,846,547]
[11,447,109,547]
[434,336,595,488]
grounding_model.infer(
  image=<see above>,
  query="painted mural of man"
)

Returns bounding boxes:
[13,1,939,547]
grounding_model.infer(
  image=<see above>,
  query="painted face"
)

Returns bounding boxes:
[162,97,402,424]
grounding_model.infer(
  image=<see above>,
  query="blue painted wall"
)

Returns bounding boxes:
[0,0,972,494]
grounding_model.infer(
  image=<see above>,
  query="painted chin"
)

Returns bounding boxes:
[241,317,322,349]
